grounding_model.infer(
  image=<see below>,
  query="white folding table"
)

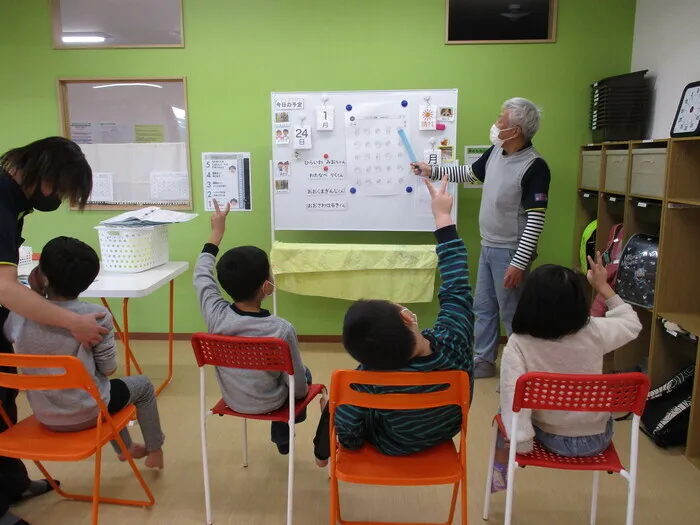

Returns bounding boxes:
[19,261,189,395]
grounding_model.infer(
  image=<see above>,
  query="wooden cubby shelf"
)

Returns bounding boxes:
[573,136,700,469]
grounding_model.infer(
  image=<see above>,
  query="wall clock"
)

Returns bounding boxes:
[671,80,700,137]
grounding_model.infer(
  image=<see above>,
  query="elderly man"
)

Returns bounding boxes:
[413,98,550,379]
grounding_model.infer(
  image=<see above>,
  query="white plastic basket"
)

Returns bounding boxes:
[18,246,33,266]
[95,225,169,273]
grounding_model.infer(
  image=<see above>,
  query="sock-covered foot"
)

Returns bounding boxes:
[0,510,30,525]
[18,479,58,502]
[491,462,508,493]
[145,449,164,469]
[119,443,148,462]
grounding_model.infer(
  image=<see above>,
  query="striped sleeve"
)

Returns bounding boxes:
[510,210,546,270]
[334,404,367,450]
[432,226,475,360]
[430,164,482,184]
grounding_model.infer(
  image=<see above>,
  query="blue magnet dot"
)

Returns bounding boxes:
[346,104,353,111]
[401,100,408,107]
[406,186,413,193]
[350,187,357,194]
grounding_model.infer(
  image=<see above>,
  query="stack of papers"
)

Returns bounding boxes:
[100,207,198,227]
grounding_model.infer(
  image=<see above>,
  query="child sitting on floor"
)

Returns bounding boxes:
[193,200,310,455]
[313,177,474,465]
[3,237,165,469]
[492,253,642,492]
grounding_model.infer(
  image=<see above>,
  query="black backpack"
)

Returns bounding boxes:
[641,366,694,448]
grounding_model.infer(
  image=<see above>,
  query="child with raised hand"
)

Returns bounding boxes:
[193,200,311,455]
[491,252,642,492]
[312,177,474,466]
[4,237,165,469]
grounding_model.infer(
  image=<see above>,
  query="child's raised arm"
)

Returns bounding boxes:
[193,200,232,332]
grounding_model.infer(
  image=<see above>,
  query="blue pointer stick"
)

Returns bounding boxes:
[397,129,418,164]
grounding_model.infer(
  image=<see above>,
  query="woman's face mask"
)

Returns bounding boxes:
[31,187,62,212]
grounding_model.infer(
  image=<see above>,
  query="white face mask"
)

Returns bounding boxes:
[490,124,516,148]
[264,280,275,298]
[401,308,418,326]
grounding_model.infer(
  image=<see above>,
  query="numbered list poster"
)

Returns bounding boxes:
[202,152,252,211]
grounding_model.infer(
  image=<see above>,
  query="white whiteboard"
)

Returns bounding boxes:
[271,90,459,232]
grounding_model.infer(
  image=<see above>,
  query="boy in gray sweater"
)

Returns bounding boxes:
[3,237,165,469]
[194,200,309,455]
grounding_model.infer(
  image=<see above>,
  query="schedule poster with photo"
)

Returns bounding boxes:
[202,152,252,211]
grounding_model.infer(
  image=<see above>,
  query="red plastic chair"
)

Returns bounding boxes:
[483,372,650,525]
[0,354,154,525]
[190,333,327,525]
[329,369,471,525]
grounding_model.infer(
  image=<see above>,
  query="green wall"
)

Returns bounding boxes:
[0,0,636,335]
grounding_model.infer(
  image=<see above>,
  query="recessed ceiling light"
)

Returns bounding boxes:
[93,83,164,89]
[61,33,108,44]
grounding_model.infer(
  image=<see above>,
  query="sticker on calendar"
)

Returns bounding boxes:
[306,201,347,211]
[274,98,304,110]
[274,179,289,193]
[275,127,291,145]
[438,107,455,122]
[275,160,291,177]
[419,105,437,130]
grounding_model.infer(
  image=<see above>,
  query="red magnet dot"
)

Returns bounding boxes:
[324,153,329,159]
[324,166,329,171]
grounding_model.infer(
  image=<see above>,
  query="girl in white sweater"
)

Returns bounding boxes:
[491,253,642,492]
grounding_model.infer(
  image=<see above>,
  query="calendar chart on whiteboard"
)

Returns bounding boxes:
[271,89,459,232]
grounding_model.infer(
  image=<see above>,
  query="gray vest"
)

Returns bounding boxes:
[479,145,541,250]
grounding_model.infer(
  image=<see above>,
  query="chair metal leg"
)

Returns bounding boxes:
[242,419,249,468]
[504,415,520,525]
[286,421,295,525]
[483,420,498,521]
[91,438,102,525]
[200,369,213,525]
[626,415,641,525]
[590,471,600,525]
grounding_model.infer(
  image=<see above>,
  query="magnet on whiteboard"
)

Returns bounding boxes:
[324,153,329,159]
[406,186,413,193]
[323,166,329,171]
[350,187,357,194]
[436,123,446,131]
[401,100,408,107]
[346,104,353,111]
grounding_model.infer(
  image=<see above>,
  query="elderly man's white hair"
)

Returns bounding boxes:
[503,98,542,140]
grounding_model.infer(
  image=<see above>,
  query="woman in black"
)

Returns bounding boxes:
[0,137,106,525]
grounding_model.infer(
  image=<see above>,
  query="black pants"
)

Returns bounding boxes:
[270,367,312,446]
[0,308,31,515]
[313,404,331,461]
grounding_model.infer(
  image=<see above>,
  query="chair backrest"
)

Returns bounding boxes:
[512,372,650,416]
[0,354,110,426]
[190,333,294,374]
[330,369,470,412]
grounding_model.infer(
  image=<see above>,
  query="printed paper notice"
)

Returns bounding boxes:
[87,172,114,202]
[135,125,165,143]
[463,145,488,189]
[150,171,190,202]
[70,123,94,144]
[345,102,410,196]
[202,152,252,211]
[99,122,131,144]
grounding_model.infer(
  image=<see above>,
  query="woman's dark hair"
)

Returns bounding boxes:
[512,264,590,340]
[0,137,92,210]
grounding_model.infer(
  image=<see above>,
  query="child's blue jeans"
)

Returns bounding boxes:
[534,416,614,457]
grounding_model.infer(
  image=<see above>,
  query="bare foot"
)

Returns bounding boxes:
[118,443,147,462]
[315,458,329,468]
[145,449,164,470]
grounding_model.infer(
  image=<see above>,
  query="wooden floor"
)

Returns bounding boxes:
[13,341,700,524]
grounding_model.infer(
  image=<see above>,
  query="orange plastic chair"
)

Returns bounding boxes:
[191,333,327,525]
[0,354,154,524]
[329,369,471,525]
[483,372,650,525]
